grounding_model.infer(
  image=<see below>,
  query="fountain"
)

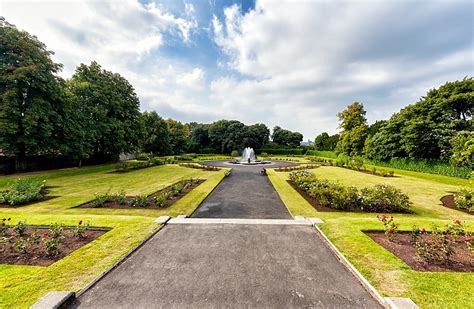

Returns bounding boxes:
[231,147,271,165]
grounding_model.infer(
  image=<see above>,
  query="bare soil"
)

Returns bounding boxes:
[441,194,472,215]
[0,226,108,266]
[0,189,56,208]
[79,179,204,209]
[366,231,474,272]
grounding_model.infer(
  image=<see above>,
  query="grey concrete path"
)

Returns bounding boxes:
[73,224,381,308]
[192,162,293,219]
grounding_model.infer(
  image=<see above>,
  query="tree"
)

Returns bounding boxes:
[450,131,474,168]
[248,123,270,149]
[366,78,473,161]
[167,119,189,154]
[314,132,339,151]
[336,102,368,156]
[69,61,142,159]
[272,126,303,147]
[141,111,169,155]
[188,123,211,153]
[0,18,64,169]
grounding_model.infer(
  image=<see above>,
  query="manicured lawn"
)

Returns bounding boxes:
[0,164,226,308]
[268,166,473,308]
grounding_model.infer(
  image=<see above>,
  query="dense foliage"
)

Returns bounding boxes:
[289,170,412,212]
[271,126,303,148]
[454,188,473,212]
[313,132,339,151]
[0,178,45,205]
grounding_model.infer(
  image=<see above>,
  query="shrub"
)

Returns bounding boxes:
[231,150,239,157]
[49,223,64,239]
[92,190,112,207]
[149,157,164,166]
[415,225,454,265]
[289,172,411,213]
[44,237,61,256]
[377,214,398,241]
[73,220,90,238]
[13,237,29,254]
[0,178,46,205]
[361,184,412,213]
[13,220,27,237]
[260,152,269,158]
[0,218,11,235]
[128,195,149,207]
[454,188,473,212]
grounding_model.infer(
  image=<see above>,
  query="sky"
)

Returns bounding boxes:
[1,0,473,140]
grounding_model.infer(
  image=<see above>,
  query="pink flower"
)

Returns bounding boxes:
[465,235,472,242]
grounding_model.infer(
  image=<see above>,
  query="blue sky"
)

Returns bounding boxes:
[2,0,473,139]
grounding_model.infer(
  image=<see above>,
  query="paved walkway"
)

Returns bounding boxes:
[192,163,292,219]
[72,161,382,308]
[74,224,381,308]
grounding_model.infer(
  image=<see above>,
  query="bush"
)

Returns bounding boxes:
[454,188,473,212]
[0,178,46,205]
[128,195,149,207]
[289,171,411,213]
[361,184,412,213]
[258,148,304,155]
[231,150,239,157]
[305,150,337,158]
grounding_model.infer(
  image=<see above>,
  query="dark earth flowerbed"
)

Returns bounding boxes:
[441,194,472,215]
[0,189,56,208]
[79,179,204,209]
[0,226,108,266]
[287,180,338,212]
[366,231,474,272]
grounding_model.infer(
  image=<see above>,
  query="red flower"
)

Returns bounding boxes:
[454,219,461,225]
[43,231,49,237]
[465,235,472,242]
[78,220,83,225]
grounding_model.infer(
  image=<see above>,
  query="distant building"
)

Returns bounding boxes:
[300,139,314,146]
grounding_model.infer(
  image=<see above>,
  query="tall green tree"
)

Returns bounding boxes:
[69,61,142,159]
[0,18,64,169]
[314,132,339,151]
[367,78,473,161]
[336,102,368,156]
[141,111,170,155]
[166,119,189,154]
[272,126,303,148]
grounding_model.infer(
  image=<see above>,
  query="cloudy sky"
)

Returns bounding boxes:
[2,0,473,139]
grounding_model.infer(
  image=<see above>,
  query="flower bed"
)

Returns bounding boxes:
[79,179,204,209]
[288,170,412,213]
[0,219,108,266]
[441,194,473,215]
[274,164,320,172]
[0,178,53,207]
[367,218,473,272]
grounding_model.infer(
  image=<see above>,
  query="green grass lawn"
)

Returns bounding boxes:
[0,164,226,308]
[268,166,473,308]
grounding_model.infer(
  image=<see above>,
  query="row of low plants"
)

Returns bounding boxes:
[368,157,472,179]
[305,150,471,179]
[275,164,320,172]
[116,157,174,172]
[178,163,220,171]
[0,178,47,206]
[289,170,411,212]
[257,148,305,155]
[377,216,473,266]
[453,188,473,213]
[0,218,90,256]
[91,179,201,208]
[307,155,395,177]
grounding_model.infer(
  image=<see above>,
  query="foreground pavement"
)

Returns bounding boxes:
[73,224,382,308]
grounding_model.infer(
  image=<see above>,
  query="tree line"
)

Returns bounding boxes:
[0,19,303,171]
[314,78,473,168]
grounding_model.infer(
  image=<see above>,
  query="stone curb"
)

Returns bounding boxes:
[312,224,419,309]
[167,217,315,225]
[30,291,75,309]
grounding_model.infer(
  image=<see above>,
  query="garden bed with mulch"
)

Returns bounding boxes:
[440,194,472,215]
[287,180,338,212]
[366,231,474,272]
[78,179,205,209]
[0,226,108,266]
[0,189,56,208]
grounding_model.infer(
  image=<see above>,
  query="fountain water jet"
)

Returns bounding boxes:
[230,147,271,165]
